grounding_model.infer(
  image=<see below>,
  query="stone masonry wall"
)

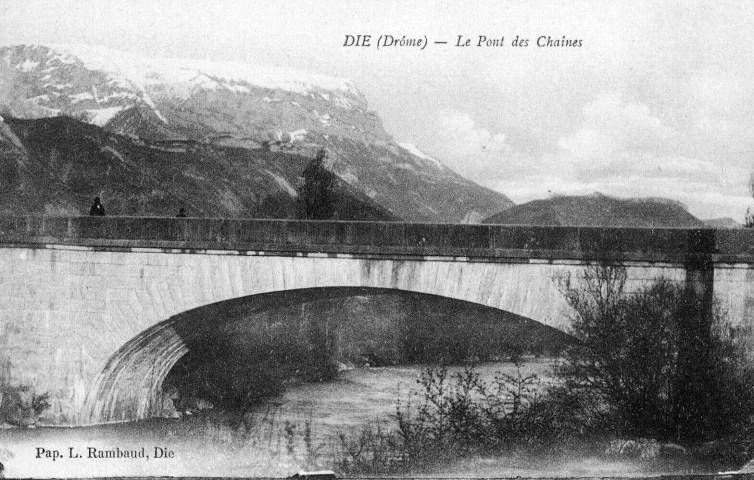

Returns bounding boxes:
[4,243,750,425]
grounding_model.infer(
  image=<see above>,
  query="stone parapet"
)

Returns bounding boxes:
[0,216,750,264]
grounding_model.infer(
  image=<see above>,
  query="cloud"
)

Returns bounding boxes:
[687,70,754,151]
[579,154,736,186]
[435,109,509,161]
[420,91,753,221]
[689,70,750,116]
[488,92,751,221]
[432,109,510,177]
[557,127,616,161]
[553,94,735,198]
[557,93,676,161]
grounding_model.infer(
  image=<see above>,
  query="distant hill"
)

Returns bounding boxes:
[0,115,397,221]
[483,193,704,227]
[703,217,742,229]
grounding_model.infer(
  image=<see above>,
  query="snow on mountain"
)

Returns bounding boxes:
[268,128,308,144]
[0,43,371,138]
[398,142,443,169]
[46,43,360,98]
[17,59,39,72]
[86,106,128,126]
[268,171,299,197]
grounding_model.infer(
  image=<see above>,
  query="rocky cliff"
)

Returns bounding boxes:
[0,115,400,220]
[0,44,512,221]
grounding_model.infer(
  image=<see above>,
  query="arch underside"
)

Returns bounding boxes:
[82,287,573,424]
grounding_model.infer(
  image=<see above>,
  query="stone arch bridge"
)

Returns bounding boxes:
[1,216,754,426]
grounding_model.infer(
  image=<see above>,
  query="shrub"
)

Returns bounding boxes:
[333,422,407,474]
[0,382,50,427]
[333,264,754,474]
[334,365,548,475]
[555,263,754,445]
[604,438,660,460]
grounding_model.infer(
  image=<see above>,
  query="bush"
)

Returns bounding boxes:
[333,422,407,474]
[402,366,546,452]
[333,264,754,474]
[0,382,50,427]
[334,365,548,474]
[555,263,754,445]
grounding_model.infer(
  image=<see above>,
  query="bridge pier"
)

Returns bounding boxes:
[675,240,716,441]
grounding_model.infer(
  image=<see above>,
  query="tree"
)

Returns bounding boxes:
[555,263,754,444]
[745,206,754,228]
[299,149,337,220]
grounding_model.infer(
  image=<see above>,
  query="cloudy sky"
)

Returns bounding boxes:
[1,0,753,221]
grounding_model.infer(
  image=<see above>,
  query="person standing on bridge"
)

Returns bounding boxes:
[89,197,105,216]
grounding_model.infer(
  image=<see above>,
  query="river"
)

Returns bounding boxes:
[0,359,711,478]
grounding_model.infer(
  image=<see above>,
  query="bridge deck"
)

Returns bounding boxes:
[1,215,754,264]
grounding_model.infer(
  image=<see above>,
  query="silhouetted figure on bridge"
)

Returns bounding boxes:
[176,208,187,218]
[89,197,105,216]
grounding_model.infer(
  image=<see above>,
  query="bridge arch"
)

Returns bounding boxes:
[82,287,574,424]
[0,241,693,426]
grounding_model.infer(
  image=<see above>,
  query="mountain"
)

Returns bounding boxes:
[704,217,742,229]
[0,44,513,222]
[483,193,705,227]
[0,115,397,221]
